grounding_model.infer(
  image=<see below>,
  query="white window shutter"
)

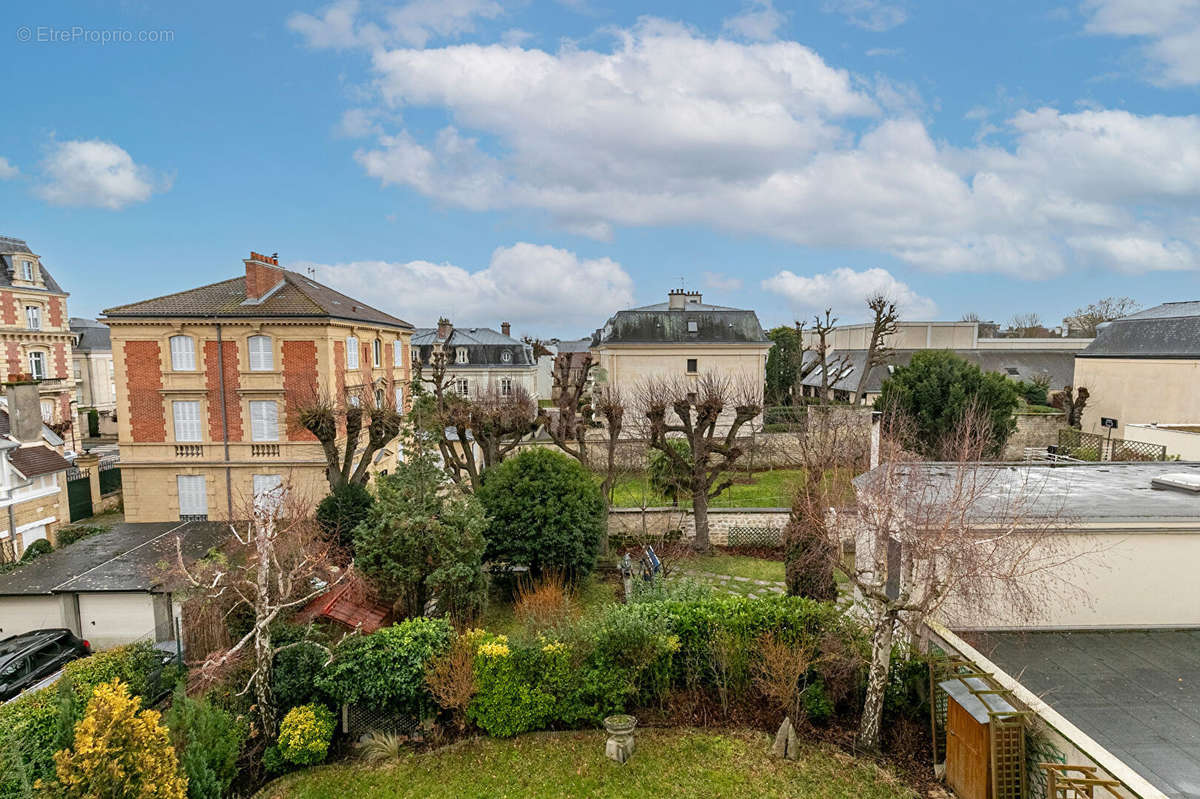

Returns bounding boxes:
[177,475,207,517]
[395,385,404,408]
[249,336,273,371]
[173,401,201,442]
[250,401,279,442]
[170,336,195,370]
[346,337,359,369]
[394,340,402,366]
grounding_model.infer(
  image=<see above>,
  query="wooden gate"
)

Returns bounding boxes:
[67,469,92,522]
[946,697,990,799]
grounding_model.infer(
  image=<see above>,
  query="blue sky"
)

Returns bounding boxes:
[2,0,1199,338]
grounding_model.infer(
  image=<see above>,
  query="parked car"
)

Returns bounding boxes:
[0,629,90,701]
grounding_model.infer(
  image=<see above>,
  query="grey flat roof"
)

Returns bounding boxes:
[0,521,226,595]
[973,630,1200,799]
[854,462,1200,525]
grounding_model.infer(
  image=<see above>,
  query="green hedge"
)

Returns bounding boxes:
[0,642,170,798]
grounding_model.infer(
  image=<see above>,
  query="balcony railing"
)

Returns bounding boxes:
[175,444,204,457]
[251,443,280,457]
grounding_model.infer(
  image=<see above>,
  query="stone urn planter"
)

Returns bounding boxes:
[604,714,637,764]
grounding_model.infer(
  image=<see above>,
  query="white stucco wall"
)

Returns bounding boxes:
[0,595,68,638]
[77,592,157,650]
[1074,357,1200,438]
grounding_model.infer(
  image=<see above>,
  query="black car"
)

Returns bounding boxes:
[0,629,91,702]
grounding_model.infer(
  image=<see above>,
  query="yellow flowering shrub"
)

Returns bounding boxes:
[48,679,187,799]
[277,703,336,766]
[478,641,511,658]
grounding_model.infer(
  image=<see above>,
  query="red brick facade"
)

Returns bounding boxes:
[3,341,18,379]
[48,296,64,329]
[282,340,318,441]
[52,342,67,381]
[125,341,166,442]
[0,293,14,327]
[204,340,242,441]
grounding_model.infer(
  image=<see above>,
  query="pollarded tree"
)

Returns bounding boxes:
[875,349,1020,458]
[289,382,403,491]
[854,293,899,406]
[637,374,763,551]
[354,450,488,623]
[475,448,606,578]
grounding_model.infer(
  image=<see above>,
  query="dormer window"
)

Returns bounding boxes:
[456,347,468,365]
[21,261,33,281]
[501,350,512,364]
[687,321,698,333]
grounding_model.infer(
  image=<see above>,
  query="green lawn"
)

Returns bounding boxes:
[684,553,785,583]
[610,469,801,508]
[262,729,915,799]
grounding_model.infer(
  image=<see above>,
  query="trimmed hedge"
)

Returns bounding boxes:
[0,642,170,798]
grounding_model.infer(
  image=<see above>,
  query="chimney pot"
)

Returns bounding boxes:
[437,317,453,340]
[501,322,511,337]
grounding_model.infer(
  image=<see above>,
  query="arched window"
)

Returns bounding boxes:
[373,339,382,368]
[169,336,196,371]
[27,351,46,380]
[248,335,273,371]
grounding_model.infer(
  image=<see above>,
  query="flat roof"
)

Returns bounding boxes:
[853,462,1200,525]
[972,630,1200,799]
[0,521,226,595]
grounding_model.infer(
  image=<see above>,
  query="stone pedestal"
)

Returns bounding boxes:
[604,714,637,764]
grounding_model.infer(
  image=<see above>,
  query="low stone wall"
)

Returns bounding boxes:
[608,506,790,546]
[1002,412,1068,460]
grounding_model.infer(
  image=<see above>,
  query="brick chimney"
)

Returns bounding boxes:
[3,378,43,443]
[501,321,511,337]
[244,251,283,301]
[437,317,453,340]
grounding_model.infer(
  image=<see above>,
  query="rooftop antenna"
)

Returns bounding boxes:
[306,266,316,278]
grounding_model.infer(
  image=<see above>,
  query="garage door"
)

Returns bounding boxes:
[77,593,156,650]
[0,595,67,638]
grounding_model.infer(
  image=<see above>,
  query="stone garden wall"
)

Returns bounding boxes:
[607,506,790,546]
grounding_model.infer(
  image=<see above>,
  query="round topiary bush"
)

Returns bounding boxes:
[476,448,605,578]
[277,703,336,766]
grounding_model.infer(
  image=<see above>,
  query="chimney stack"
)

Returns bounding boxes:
[4,378,43,444]
[244,251,283,301]
[437,317,453,340]
[668,289,703,310]
[501,321,511,337]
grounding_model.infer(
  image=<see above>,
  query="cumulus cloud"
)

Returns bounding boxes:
[762,267,937,320]
[310,18,1200,279]
[822,0,908,31]
[723,0,786,41]
[1083,0,1200,86]
[36,139,166,210]
[298,242,634,332]
[288,0,501,50]
[703,271,743,291]
[0,158,17,180]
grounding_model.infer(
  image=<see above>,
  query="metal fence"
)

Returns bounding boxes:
[1056,429,1167,462]
[342,703,420,741]
[98,460,122,494]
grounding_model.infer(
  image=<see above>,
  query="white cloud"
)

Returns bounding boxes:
[317,20,1200,278]
[0,158,17,180]
[298,242,634,331]
[762,267,937,320]
[822,0,908,32]
[336,108,383,138]
[703,271,743,291]
[1083,0,1200,85]
[36,139,166,210]
[723,0,786,42]
[865,47,903,57]
[289,0,502,50]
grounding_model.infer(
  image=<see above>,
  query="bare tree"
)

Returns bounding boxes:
[593,386,626,504]
[1064,297,1141,337]
[959,311,982,323]
[1006,312,1049,338]
[854,293,899,406]
[803,310,852,403]
[637,374,763,551]
[833,408,1083,751]
[175,485,350,738]
[535,351,597,463]
[289,381,402,491]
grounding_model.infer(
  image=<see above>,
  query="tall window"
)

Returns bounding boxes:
[500,377,513,397]
[27,351,45,380]
[21,261,33,281]
[248,335,273,371]
[394,385,404,408]
[253,474,284,515]
[249,400,279,442]
[25,306,40,330]
[177,475,207,519]
[40,399,54,423]
[375,388,384,407]
[456,347,468,364]
[373,339,382,368]
[169,336,196,371]
[346,336,359,369]
[394,339,403,366]
[172,400,202,442]
[73,363,82,381]
[456,378,469,397]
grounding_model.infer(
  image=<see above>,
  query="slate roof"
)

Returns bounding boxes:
[852,462,1200,525]
[70,318,111,352]
[9,446,70,478]
[0,236,66,295]
[412,326,535,369]
[103,269,412,330]
[0,521,227,595]
[800,348,1077,394]
[974,630,1200,799]
[593,300,770,346]
[1080,301,1200,359]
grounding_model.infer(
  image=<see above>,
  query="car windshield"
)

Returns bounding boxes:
[0,656,27,680]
